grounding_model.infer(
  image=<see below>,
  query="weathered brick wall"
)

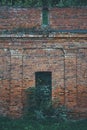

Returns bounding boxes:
[0,7,41,32]
[0,7,87,32]
[50,7,87,30]
[0,34,87,118]
[0,7,87,119]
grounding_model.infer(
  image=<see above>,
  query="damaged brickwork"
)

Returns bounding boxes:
[0,7,87,119]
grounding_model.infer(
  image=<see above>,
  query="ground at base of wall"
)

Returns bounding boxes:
[0,115,87,130]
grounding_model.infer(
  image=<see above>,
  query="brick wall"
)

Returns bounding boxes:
[50,7,87,30]
[0,34,87,118]
[0,7,41,32]
[0,7,87,119]
[0,7,87,32]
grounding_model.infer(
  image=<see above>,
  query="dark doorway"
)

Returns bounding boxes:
[35,72,52,108]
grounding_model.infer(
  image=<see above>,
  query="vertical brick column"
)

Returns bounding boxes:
[77,49,87,108]
[0,49,10,116]
[65,53,77,108]
[9,49,23,118]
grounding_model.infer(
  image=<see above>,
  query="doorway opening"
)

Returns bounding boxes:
[35,71,52,108]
